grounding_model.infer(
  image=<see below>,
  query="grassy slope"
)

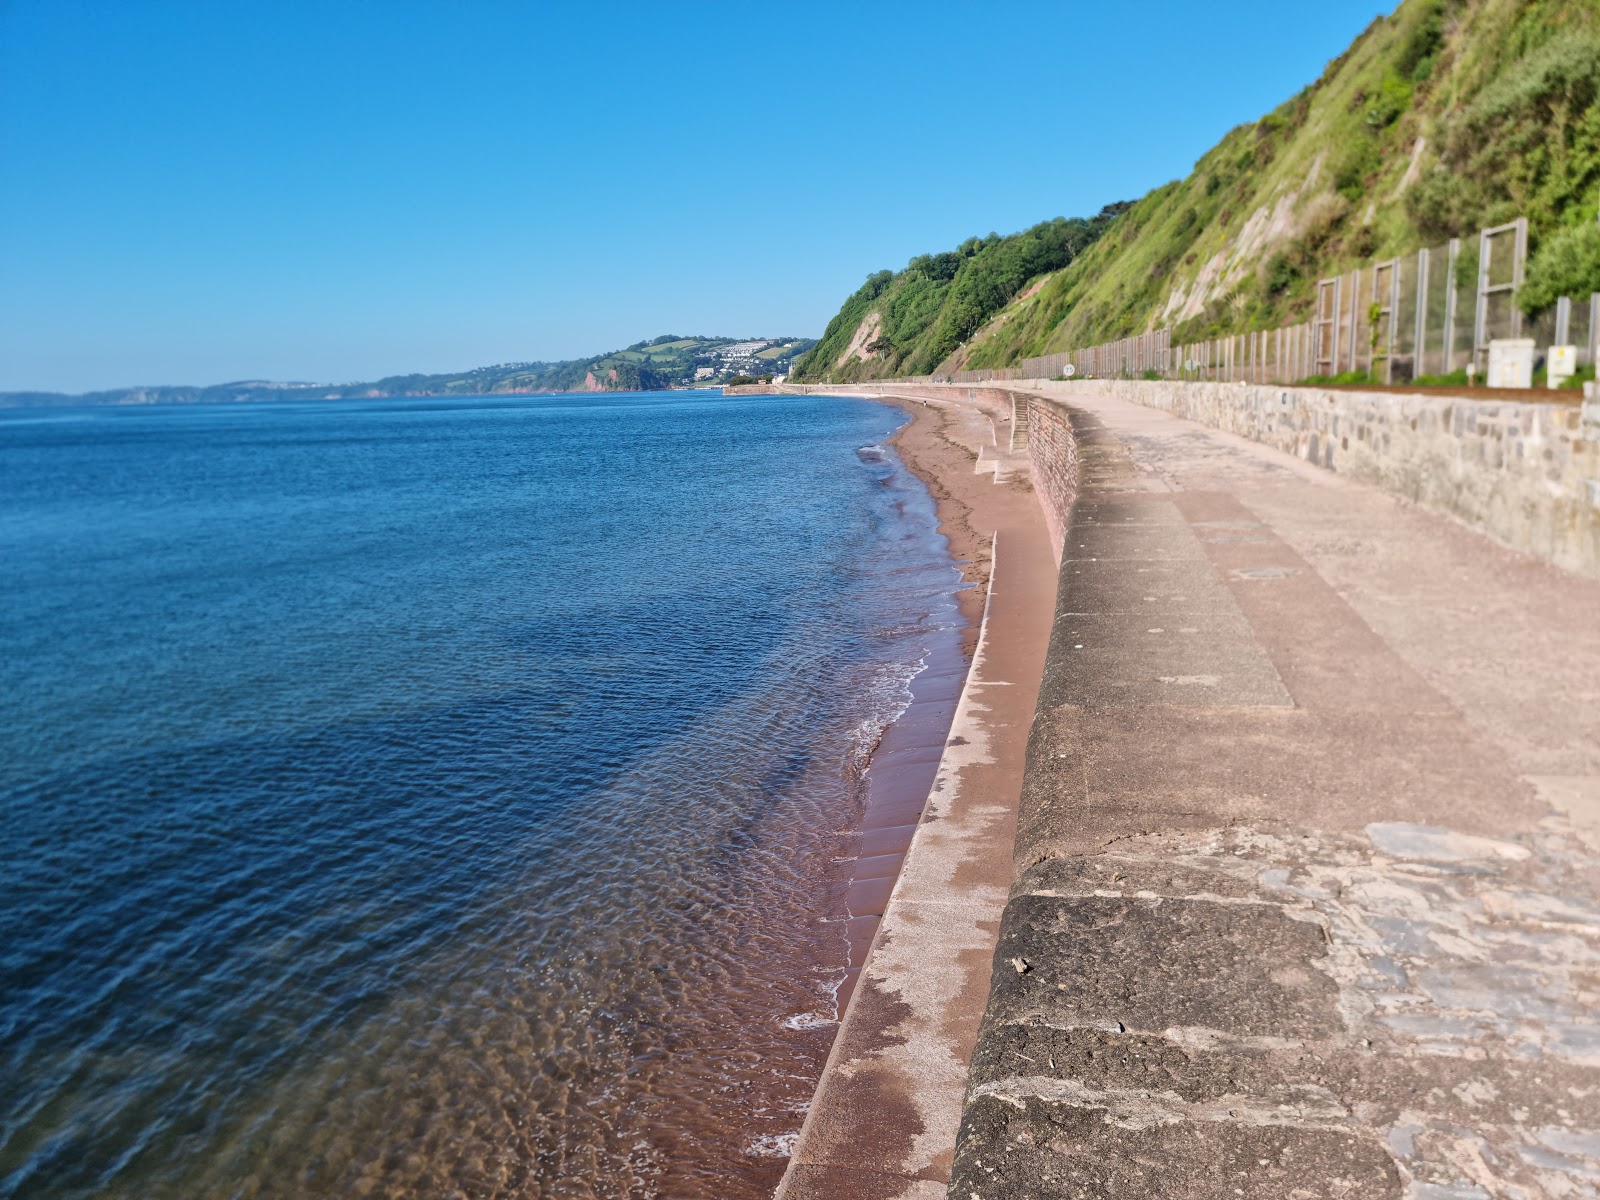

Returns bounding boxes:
[963,0,1600,367]
[790,211,1125,382]
[797,0,1600,381]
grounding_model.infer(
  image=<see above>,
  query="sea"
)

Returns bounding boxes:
[0,389,964,1199]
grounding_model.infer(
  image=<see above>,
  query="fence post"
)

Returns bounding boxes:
[1444,238,1460,373]
[1414,248,1430,377]
[1592,294,1600,368]
[1385,260,1401,384]
[1474,224,1489,361]
[1556,295,1572,348]
[1347,269,1362,375]
[1512,216,1528,340]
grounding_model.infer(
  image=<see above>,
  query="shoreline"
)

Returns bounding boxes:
[778,386,1060,1195]
[823,398,1000,1016]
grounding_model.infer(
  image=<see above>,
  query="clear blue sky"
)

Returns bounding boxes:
[1,0,1389,393]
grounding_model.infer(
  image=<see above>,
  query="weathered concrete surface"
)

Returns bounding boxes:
[774,390,1058,1198]
[952,388,1600,1200]
[1023,377,1600,581]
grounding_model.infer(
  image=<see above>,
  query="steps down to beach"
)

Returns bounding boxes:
[1007,396,1029,454]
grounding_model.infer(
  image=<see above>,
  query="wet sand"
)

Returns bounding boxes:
[826,390,1035,1013]
[779,387,1061,1197]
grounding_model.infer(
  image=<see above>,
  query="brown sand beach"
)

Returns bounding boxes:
[772,385,1061,1196]
[637,386,1051,1199]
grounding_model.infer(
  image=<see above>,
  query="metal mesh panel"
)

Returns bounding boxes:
[1481,290,1519,347]
[1391,254,1417,382]
[1527,307,1558,344]
[1572,297,1596,367]
[1418,242,1452,377]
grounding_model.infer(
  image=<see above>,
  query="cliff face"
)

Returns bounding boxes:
[801,0,1600,381]
[790,210,1124,383]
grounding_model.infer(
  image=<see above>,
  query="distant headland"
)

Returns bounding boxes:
[1,334,816,408]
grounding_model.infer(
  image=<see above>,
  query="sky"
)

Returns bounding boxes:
[0,0,1391,393]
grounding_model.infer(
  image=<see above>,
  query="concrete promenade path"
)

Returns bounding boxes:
[951,386,1600,1198]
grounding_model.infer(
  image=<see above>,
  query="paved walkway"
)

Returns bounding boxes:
[953,387,1600,1199]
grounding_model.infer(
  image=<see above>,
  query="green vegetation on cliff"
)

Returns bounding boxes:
[802,0,1600,380]
[791,211,1125,381]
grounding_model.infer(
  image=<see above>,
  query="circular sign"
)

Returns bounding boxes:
[1063,364,1077,378]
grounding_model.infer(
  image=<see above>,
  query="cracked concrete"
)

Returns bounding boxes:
[951,387,1600,1200]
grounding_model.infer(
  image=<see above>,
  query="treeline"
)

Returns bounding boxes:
[793,207,1127,381]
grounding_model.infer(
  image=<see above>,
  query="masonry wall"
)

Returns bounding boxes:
[1034,380,1600,581]
[1022,396,1077,564]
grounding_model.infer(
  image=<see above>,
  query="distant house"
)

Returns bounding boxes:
[693,367,716,380]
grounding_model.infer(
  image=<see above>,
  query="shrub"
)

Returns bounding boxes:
[1263,252,1299,296]
[1364,71,1414,128]
[1395,0,1447,83]
[1411,38,1600,240]
[1333,136,1380,201]
[1410,368,1476,387]
[1518,222,1600,314]
[1297,370,1378,386]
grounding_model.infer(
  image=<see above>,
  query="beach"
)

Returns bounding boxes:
[778,385,1060,1194]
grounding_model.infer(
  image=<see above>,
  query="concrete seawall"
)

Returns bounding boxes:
[952,383,1600,1199]
[1016,379,1600,581]
[774,384,1059,1199]
[777,380,1600,1197]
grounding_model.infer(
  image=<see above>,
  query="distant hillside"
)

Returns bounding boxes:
[791,212,1123,383]
[2,335,816,407]
[801,0,1600,379]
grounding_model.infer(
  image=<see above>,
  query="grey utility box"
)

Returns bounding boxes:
[1487,338,1535,389]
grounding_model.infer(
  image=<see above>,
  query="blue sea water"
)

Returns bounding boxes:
[0,390,962,1199]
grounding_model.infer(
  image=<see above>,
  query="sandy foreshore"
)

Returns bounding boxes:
[777,385,1060,1196]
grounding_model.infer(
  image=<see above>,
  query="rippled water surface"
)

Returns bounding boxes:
[0,391,961,1199]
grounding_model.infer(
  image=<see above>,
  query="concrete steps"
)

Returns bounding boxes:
[1007,395,1030,453]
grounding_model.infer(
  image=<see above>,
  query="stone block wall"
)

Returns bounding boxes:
[1035,380,1600,580]
[1021,396,1077,563]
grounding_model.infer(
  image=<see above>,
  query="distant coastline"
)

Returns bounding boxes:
[1,333,814,408]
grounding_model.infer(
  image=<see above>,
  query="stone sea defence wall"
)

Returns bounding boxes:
[1037,379,1600,580]
[1020,395,1078,565]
